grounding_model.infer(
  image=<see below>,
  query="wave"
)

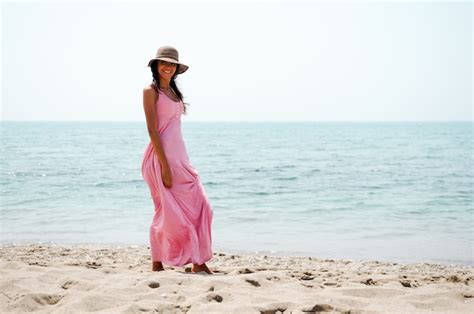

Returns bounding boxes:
[272,176,298,181]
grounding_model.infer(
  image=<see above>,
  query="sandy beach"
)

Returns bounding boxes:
[0,244,472,313]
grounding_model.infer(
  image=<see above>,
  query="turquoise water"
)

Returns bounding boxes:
[1,121,473,265]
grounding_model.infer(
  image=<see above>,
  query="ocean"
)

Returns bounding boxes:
[1,121,472,266]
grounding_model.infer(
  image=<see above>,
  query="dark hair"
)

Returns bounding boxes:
[150,60,189,114]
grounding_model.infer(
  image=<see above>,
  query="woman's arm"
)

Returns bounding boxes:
[143,86,173,188]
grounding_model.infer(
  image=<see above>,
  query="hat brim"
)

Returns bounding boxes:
[147,58,189,74]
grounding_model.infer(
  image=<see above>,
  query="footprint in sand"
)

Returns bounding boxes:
[14,293,63,311]
[85,261,101,269]
[300,273,315,281]
[323,282,338,286]
[206,293,223,302]
[400,279,420,288]
[148,281,160,289]
[446,275,462,283]
[301,303,333,312]
[239,268,254,274]
[361,278,376,286]
[61,280,78,290]
[246,279,261,287]
[259,305,287,314]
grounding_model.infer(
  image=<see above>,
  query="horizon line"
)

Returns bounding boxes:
[1,120,473,123]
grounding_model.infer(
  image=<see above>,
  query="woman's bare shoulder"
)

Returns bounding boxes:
[143,84,159,98]
[143,84,158,106]
[143,84,156,93]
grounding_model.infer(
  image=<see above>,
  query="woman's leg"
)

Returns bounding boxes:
[152,261,164,271]
[192,262,213,274]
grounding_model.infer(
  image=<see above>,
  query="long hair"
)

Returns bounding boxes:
[149,60,189,114]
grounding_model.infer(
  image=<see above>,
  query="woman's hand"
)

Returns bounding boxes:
[160,162,173,188]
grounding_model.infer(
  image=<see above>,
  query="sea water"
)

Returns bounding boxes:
[1,121,472,265]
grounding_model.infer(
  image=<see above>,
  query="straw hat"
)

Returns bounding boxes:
[147,45,189,74]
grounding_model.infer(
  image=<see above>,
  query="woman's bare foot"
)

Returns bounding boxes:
[152,261,165,271]
[192,263,213,274]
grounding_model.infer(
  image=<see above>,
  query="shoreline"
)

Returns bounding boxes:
[1,241,472,267]
[1,244,473,313]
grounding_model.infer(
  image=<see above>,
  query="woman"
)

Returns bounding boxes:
[141,46,213,274]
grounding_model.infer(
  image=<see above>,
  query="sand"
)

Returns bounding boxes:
[0,244,472,313]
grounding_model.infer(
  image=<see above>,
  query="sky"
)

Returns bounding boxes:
[1,0,472,122]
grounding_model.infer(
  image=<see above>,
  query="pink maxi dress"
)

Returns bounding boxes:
[141,89,213,266]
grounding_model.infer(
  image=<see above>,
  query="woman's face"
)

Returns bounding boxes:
[157,60,177,80]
